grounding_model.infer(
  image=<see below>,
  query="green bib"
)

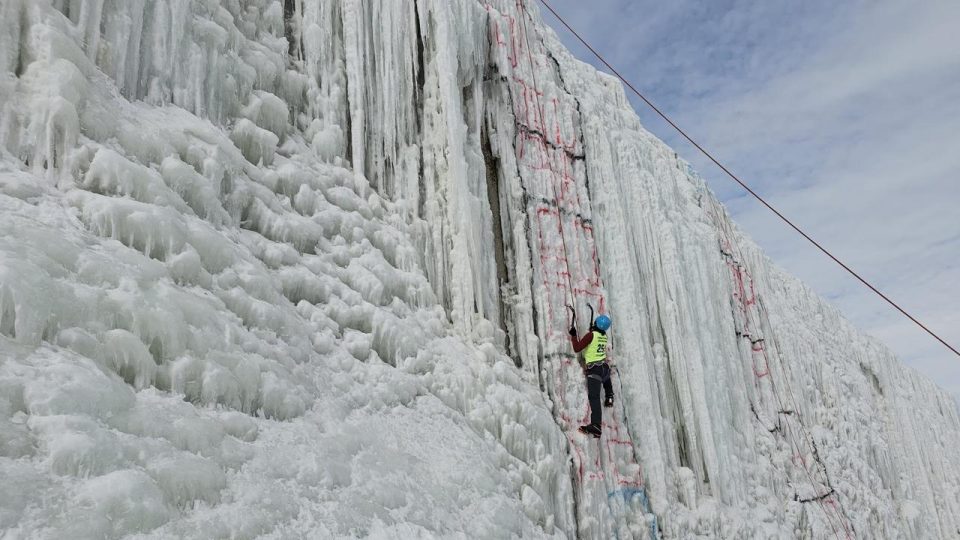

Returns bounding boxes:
[584,331,608,364]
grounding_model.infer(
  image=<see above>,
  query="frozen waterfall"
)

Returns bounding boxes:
[1,0,959,538]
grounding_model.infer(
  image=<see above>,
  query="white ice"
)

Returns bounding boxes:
[1,1,959,539]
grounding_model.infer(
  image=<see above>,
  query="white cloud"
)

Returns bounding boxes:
[543,0,960,399]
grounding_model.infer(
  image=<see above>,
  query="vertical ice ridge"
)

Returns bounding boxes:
[501,1,960,537]
[1,1,959,539]
[0,1,576,537]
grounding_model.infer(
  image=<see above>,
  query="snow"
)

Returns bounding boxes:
[1,0,960,539]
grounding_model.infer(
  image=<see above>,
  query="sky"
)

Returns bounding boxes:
[539,0,960,400]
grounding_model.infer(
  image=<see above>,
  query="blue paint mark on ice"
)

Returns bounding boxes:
[607,487,659,539]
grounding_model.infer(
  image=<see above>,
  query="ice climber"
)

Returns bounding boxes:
[570,313,614,438]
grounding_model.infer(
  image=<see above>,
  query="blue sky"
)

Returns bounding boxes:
[539,0,960,400]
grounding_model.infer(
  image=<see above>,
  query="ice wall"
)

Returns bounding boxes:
[1,0,959,539]
[0,1,574,537]
[506,6,960,538]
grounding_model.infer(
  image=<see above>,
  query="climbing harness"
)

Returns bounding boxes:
[528,2,869,536]
[509,2,860,537]
[505,1,657,536]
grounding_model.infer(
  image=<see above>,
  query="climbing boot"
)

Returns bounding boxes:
[604,395,614,408]
[578,423,601,438]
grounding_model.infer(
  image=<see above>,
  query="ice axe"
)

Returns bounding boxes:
[567,303,597,335]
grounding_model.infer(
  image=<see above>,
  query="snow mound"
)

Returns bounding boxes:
[1,0,959,539]
[0,1,572,537]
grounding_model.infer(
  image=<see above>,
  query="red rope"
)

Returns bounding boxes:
[716,204,852,538]
[530,4,858,534]
[536,0,960,359]
[514,3,652,525]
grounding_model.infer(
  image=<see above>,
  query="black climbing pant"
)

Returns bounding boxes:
[585,363,613,426]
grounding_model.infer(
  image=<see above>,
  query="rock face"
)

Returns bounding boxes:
[1,1,958,538]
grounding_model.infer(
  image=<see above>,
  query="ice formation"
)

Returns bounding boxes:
[1,0,959,538]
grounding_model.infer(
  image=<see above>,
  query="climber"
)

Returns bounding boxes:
[570,312,614,438]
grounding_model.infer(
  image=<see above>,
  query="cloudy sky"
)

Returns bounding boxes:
[539,0,960,400]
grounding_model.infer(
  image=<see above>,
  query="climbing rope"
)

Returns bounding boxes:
[715,207,852,538]
[520,2,858,536]
[536,0,960,359]
[516,0,577,305]
[716,211,852,538]
[514,4,658,537]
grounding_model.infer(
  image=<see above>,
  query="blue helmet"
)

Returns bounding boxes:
[594,314,611,332]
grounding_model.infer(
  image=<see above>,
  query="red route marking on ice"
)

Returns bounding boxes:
[551,98,562,145]
[823,496,854,538]
[549,97,579,151]
[486,5,506,47]
[721,238,772,380]
[507,15,519,68]
[486,0,648,508]
[713,210,851,538]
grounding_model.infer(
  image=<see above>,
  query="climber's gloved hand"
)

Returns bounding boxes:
[568,326,577,337]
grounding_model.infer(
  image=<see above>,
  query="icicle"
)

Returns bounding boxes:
[0,2,958,539]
